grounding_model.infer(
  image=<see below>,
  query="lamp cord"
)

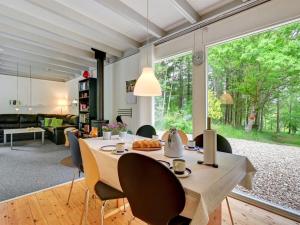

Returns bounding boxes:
[30,65,32,106]
[146,0,149,67]
[17,63,19,104]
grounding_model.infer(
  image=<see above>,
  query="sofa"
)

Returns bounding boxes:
[0,114,78,145]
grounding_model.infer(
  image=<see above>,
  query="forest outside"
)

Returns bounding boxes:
[154,52,193,134]
[208,21,300,146]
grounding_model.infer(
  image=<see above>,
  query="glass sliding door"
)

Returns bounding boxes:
[207,21,300,215]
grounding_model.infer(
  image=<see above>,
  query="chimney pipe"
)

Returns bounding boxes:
[92,48,106,120]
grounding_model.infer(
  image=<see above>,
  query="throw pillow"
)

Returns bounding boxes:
[44,118,53,127]
[50,118,63,127]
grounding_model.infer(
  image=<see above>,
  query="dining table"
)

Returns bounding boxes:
[84,135,256,225]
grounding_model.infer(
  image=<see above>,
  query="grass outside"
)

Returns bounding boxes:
[213,124,300,147]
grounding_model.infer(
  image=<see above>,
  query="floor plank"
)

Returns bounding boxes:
[0,180,298,225]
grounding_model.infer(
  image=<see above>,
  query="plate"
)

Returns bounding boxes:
[170,167,192,178]
[100,145,116,151]
[111,149,128,155]
[132,147,161,151]
[157,160,170,168]
[184,146,201,151]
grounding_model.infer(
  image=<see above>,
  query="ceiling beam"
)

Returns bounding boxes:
[1,47,89,71]
[168,0,201,24]
[27,0,140,49]
[0,34,96,68]
[93,0,166,38]
[0,19,94,60]
[0,1,123,57]
[0,56,81,75]
[0,68,72,82]
[0,61,77,79]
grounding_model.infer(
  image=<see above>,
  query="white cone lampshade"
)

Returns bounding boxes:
[134,67,162,96]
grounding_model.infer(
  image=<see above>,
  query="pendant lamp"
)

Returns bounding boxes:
[220,91,233,105]
[134,0,161,97]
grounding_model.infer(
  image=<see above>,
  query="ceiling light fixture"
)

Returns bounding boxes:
[133,0,161,97]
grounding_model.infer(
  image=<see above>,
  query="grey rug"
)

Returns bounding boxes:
[0,140,76,201]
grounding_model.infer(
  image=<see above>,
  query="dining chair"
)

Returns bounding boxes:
[161,129,189,145]
[118,153,191,225]
[66,131,83,205]
[194,133,234,225]
[78,139,126,225]
[136,125,156,138]
[194,133,232,153]
[116,115,123,124]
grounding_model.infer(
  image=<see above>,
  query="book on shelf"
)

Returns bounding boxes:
[79,113,89,123]
[79,92,89,98]
[79,81,89,91]
[79,103,89,111]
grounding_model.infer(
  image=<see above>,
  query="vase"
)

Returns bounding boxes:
[119,131,127,139]
[103,131,112,140]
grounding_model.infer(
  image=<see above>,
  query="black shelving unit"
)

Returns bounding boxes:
[78,78,97,134]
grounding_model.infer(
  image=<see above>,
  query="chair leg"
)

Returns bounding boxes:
[100,200,107,225]
[128,216,135,225]
[80,189,90,225]
[66,169,76,205]
[226,197,234,225]
[122,198,126,213]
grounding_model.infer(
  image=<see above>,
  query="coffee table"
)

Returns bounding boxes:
[3,128,45,150]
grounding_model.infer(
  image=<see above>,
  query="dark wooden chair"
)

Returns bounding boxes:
[194,133,232,153]
[118,153,191,225]
[194,133,234,225]
[136,125,156,138]
[66,131,83,204]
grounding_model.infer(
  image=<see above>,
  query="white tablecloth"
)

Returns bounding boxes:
[84,136,256,225]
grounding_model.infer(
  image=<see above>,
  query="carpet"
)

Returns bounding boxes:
[0,140,77,201]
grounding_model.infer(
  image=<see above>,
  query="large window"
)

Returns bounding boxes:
[207,21,300,214]
[154,52,193,134]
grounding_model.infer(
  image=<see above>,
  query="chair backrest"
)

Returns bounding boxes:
[78,139,100,193]
[67,132,82,170]
[116,115,123,124]
[136,125,156,138]
[161,130,189,145]
[194,133,232,153]
[118,153,186,225]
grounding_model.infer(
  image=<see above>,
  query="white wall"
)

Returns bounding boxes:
[109,53,141,133]
[0,74,67,114]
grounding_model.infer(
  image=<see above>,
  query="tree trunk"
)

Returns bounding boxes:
[276,98,280,133]
[288,97,292,134]
[259,107,264,131]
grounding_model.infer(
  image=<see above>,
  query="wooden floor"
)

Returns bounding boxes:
[0,180,298,225]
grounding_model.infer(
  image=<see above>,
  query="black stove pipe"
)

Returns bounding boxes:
[92,48,106,121]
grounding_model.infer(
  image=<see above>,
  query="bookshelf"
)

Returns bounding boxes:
[78,78,97,134]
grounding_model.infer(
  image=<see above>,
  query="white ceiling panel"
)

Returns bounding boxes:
[120,0,186,31]
[57,0,148,42]
[187,0,235,15]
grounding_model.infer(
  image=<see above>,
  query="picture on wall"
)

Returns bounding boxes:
[126,79,137,104]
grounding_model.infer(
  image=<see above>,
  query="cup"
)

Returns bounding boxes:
[152,135,159,140]
[187,140,196,148]
[173,159,186,175]
[115,143,125,153]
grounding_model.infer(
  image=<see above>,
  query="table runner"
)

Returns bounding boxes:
[84,136,256,225]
